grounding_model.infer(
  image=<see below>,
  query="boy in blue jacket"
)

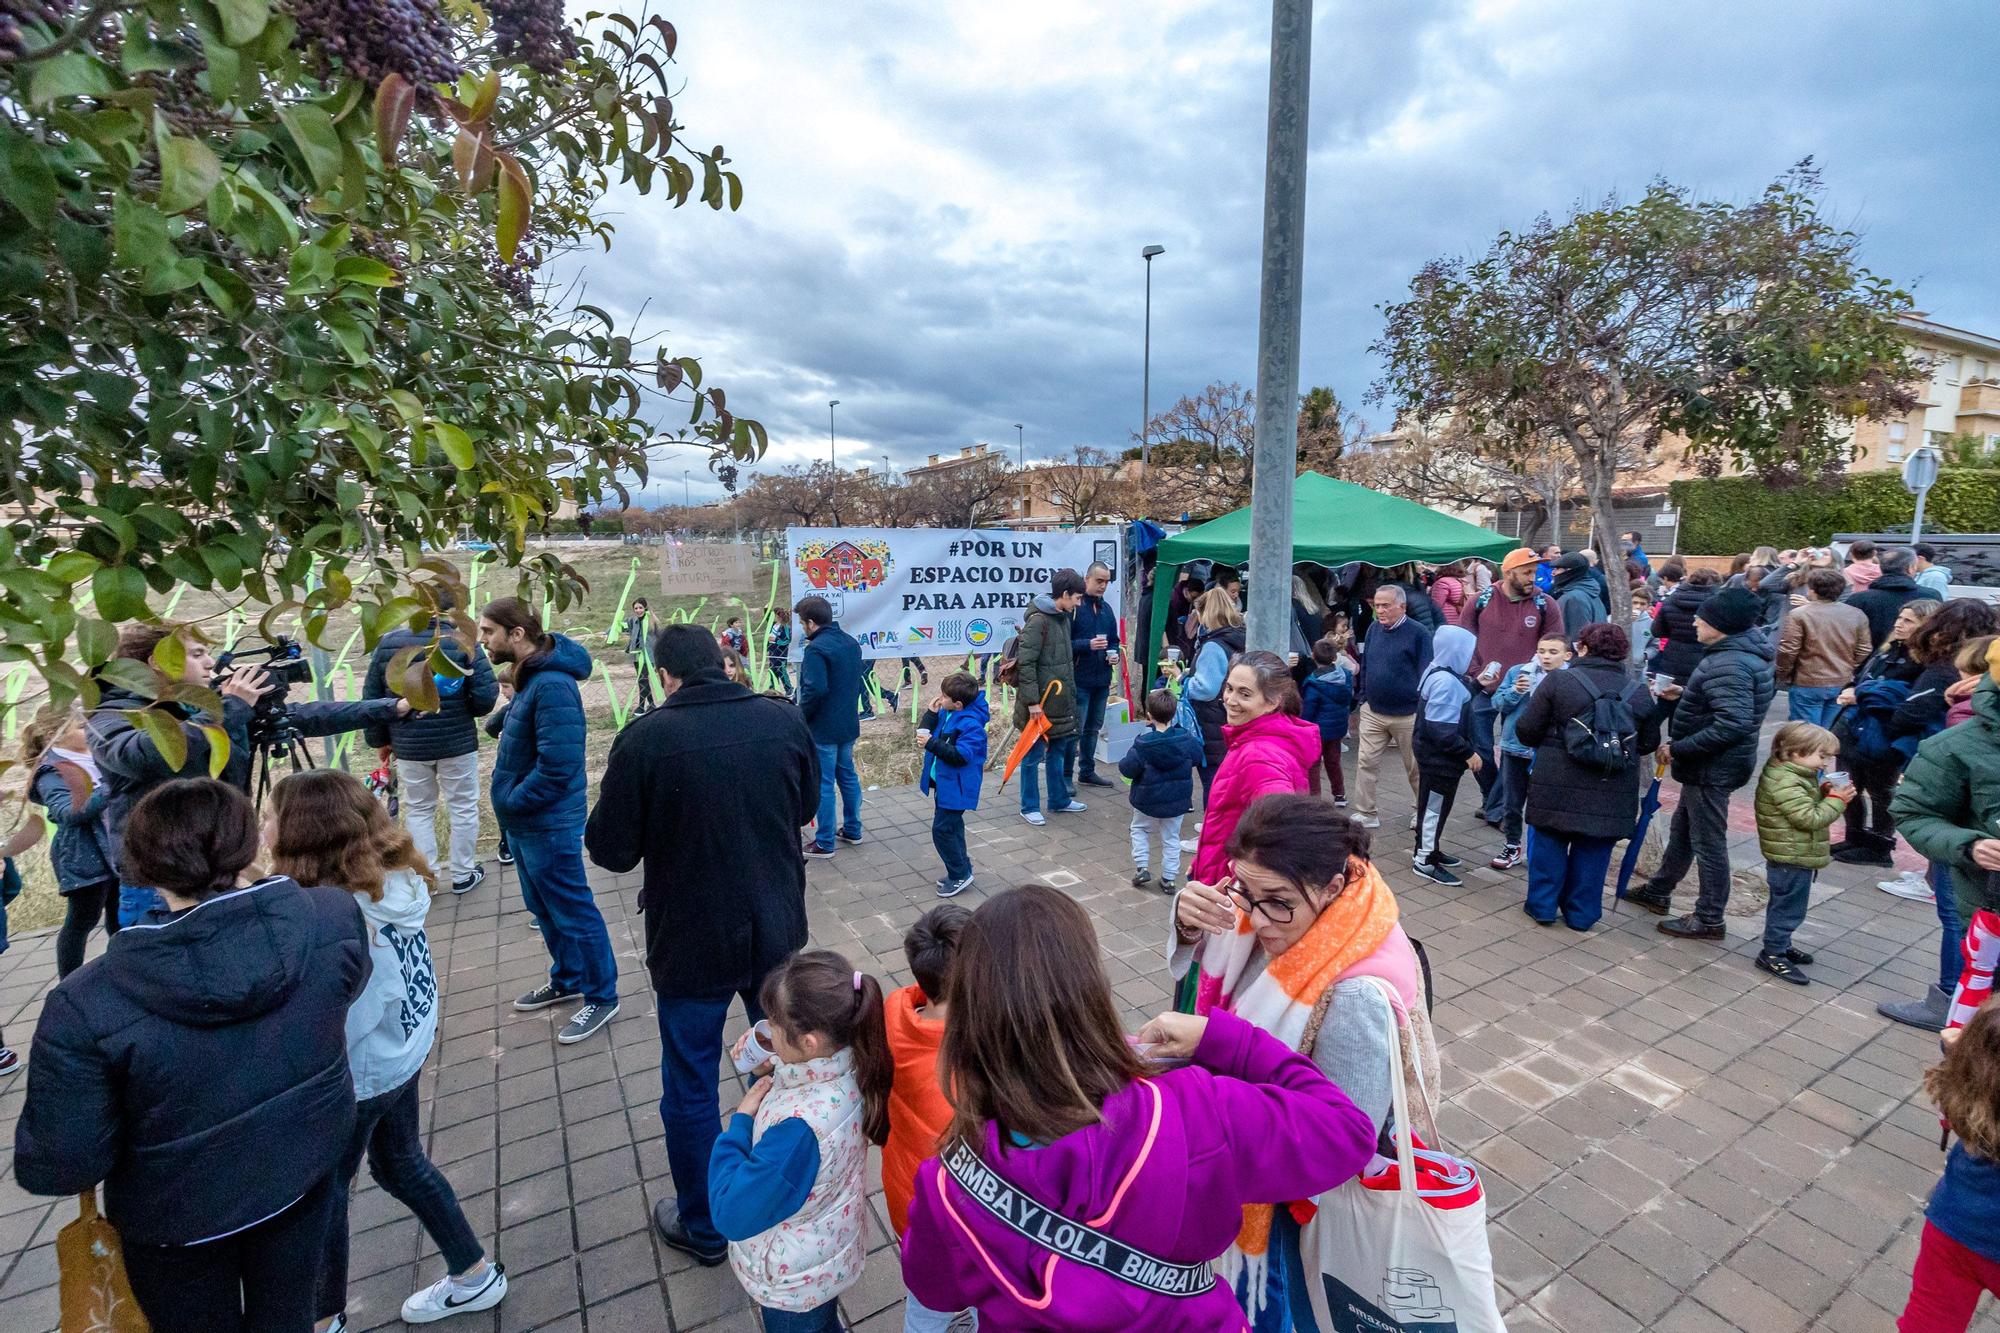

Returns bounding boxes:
[1118,690,1204,893]
[1300,636,1356,806]
[1489,633,1569,870]
[918,672,989,899]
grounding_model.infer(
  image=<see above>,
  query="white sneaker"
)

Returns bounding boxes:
[1178,838,1200,853]
[402,1262,508,1322]
[1876,871,1935,902]
[1058,800,1088,813]
[1356,816,1381,829]
[1022,811,1047,827]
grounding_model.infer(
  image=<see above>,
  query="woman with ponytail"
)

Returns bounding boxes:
[709,948,891,1331]
[13,778,371,1333]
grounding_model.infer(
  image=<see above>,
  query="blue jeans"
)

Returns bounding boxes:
[1787,684,1843,726]
[657,986,766,1253]
[510,826,618,1005]
[1470,692,1502,819]
[932,806,971,882]
[118,884,166,927]
[1018,734,1078,814]
[1073,684,1110,779]
[814,741,863,850]
[1525,829,1616,930]
[317,1072,485,1320]
[761,1302,842,1331]
[1934,860,1964,991]
[1761,862,1814,956]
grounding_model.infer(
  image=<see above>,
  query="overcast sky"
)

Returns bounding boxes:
[567,0,2000,505]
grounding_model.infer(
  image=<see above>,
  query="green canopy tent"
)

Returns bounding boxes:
[1140,471,1519,687]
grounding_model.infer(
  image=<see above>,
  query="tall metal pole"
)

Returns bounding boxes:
[828,399,840,469]
[1244,0,1312,655]
[1141,245,1164,470]
[1015,423,1024,467]
[683,469,690,507]
[881,453,891,483]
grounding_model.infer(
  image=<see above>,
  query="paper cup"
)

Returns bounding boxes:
[1824,771,1850,789]
[1166,647,1183,663]
[733,1019,774,1073]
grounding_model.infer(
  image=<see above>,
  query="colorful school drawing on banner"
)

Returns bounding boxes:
[785,527,1118,659]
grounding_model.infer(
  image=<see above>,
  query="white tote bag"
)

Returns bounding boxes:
[1297,979,1507,1332]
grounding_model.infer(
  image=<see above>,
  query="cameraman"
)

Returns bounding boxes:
[90,624,409,922]
[362,592,499,895]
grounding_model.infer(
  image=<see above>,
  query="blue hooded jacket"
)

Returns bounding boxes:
[1299,664,1355,742]
[1118,723,1204,818]
[919,692,991,812]
[490,633,595,832]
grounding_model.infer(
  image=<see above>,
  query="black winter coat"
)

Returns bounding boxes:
[362,620,499,761]
[1117,724,1203,818]
[1515,659,1664,840]
[585,675,820,998]
[1845,573,1929,650]
[798,622,864,745]
[13,877,369,1246]
[1386,580,1443,633]
[1651,583,1717,684]
[1667,628,1777,788]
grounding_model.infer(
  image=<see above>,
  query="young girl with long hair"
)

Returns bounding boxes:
[269,769,506,1329]
[24,707,120,978]
[710,948,892,1331]
[1902,1003,2000,1330]
[902,884,1375,1330]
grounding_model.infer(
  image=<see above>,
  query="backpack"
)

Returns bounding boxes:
[1563,672,1637,772]
[996,620,1032,686]
[1472,586,1549,615]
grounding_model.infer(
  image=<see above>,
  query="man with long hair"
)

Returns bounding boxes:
[478,597,619,1045]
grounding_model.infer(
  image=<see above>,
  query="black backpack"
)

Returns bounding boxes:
[1564,672,1637,772]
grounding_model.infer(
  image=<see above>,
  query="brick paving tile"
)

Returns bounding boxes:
[5,711,2000,1331]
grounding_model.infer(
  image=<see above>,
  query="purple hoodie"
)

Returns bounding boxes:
[900,1009,1374,1331]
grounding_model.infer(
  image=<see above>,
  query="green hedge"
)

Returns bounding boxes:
[1670,470,2000,554]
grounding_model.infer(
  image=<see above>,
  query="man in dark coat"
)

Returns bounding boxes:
[1514,623,1662,930]
[1628,586,1777,938]
[586,624,819,1267]
[1551,553,1609,641]
[1845,546,1930,649]
[1069,561,1122,787]
[795,594,865,856]
[1012,569,1086,823]
[363,595,499,893]
[479,597,619,1045]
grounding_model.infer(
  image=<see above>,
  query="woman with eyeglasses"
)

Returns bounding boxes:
[1169,793,1438,1327]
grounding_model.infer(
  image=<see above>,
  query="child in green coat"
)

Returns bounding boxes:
[1752,721,1854,986]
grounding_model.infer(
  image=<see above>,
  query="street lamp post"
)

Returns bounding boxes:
[1015,423,1024,467]
[683,469,690,507]
[828,400,840,469]
[881,453,891,483]
[1141,244,1165,471]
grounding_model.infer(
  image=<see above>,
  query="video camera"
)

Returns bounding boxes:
[213,638,317,796]
[214,636,315,694]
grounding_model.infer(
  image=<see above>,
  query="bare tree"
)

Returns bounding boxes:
[1039,447,1140,526]
[907,456,1016,528]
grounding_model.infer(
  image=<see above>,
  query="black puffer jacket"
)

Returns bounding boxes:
[362,620,499,761]
[1515,658,1664,840]
[13,876,369,1246]
[1386,580,1443,633]
[1651,583,1717,684]
[1845,573,1929,650]
[1667,628,1777,788]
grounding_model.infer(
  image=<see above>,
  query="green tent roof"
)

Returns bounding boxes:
[1140,472,1519,684]
[1155,471,1516,569]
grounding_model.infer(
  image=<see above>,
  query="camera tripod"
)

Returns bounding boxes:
[249,705,316,808]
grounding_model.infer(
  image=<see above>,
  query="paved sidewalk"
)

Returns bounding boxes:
[0,753,1993,1331]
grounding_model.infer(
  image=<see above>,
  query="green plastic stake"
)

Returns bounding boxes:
[162,584,188,619]
[2,664,30,740]
[607,557,641,644]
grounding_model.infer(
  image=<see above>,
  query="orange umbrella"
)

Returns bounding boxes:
[999,680,1064,789]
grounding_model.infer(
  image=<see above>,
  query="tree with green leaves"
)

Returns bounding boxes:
[1371,161,1919,630]
[0,0,763,739]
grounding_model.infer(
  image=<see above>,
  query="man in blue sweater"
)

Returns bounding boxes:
[1352,584,1433,830]
[794,595,865,858]
[1069,561,1122,787]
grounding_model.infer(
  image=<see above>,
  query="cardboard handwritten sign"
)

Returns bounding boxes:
[660,542,756,596]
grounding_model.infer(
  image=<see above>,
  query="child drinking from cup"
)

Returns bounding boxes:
[712,950,891,1331]
[1751,721,1852,985]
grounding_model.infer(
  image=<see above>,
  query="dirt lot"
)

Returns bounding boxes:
[3,541,1024,931]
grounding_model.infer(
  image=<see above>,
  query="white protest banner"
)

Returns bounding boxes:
[660,541,757,596]
[785,527,1120,659]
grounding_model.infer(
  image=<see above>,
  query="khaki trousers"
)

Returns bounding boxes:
[1353,705,1418,819]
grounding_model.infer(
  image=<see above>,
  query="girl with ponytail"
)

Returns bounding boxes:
[709,948,890,1331]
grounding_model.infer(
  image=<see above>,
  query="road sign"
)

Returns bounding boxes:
[1903,447,1941,542]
